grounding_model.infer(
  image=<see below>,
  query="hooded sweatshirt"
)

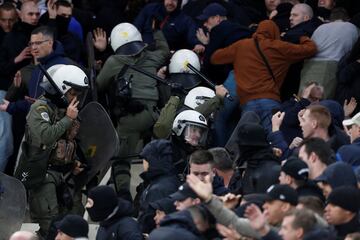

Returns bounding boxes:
[211,20,317,105]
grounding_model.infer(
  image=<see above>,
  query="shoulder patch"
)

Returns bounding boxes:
[40,112,50,122]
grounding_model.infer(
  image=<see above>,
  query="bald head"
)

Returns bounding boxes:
[20,1,40,25]
[9,231,38,240]
[290,3,313,28]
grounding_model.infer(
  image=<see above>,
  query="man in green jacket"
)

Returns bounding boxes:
[96,22,170,200]
[15,64,89,238]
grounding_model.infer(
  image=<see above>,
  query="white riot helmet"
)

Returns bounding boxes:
[110,23,147,55]
[184,87,215,109]
[172,110,208,146]
[40,65,89,96]
[168,49,201,89]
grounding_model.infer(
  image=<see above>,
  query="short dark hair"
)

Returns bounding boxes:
[189,150,214,166]
[299,138,334,166]
[31,26,54,40]
[55,0,72,9]
[208,147,233,171]
[285,209,316,235]
[298,196,325,216]
[0,2,17,12]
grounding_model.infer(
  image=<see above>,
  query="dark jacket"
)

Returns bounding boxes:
[337,138,360,167]
[133,2,199,50]
[7,41,72,115]
[148,210,202,240]
[334,215,360,240]
[0,21,36,90]
[96,198,143,240]
[240,147,281,194]
[182,0,252,26]
[204,19,252,84]
[138,139,181,233]
[336,53,360,114]
[282,18,323,44]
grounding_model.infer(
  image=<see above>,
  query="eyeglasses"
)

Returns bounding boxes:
[28,39,50,47]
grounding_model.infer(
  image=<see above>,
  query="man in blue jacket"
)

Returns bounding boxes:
[134,0,203,52]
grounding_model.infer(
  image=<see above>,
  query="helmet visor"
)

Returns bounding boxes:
[183,123,208,146]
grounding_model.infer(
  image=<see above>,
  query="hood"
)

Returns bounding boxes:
[315,162,357,189]
[319,100,344,129]
[253,20,281,41]
[100,198,134,227]
[159,210,200,236]
[140,139,175,178]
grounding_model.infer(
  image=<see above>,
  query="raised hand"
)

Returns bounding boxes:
[93,28,107,52]
[196,28,209,45]
[186,174,213,202]
[66,97,79,120]
[344,97,357,118]
[14,47,32,64]
[271,111,285,132]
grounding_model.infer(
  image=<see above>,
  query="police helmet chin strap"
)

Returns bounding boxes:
[38,64,69,106]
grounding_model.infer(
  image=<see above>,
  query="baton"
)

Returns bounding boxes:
[125,64,169,86]
[186,63,234,101]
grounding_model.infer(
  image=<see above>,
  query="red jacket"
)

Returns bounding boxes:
[211,20,317,104]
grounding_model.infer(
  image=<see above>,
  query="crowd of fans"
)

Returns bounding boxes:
[1,0,360,239]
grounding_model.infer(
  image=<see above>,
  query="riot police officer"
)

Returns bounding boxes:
[15,64,89,238]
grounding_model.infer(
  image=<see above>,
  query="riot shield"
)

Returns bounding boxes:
[72,101,118,190]
[0,172,27,239]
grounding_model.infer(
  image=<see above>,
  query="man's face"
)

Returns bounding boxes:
[0,9,17,32]
[204,16,219,31]
[318,0,335,9]
[298,145,315,178]
[190,163,214,182]
[263,200,287,225]
[290,6,308,28]
[29,33,53,59]
[174,197,196,211]
[279,171,291,185]
[317,181,332,198]
[299,110,315,138]
[20,3,40,25]
[164,0,178,13]
[279,216,301,240]
[344,124,360,143]
[55,231,73,240]
[324,203,353,225]
[57,6,72,18]
[265,0,281,13]
[184,125,204,146]
[154,209,166,228]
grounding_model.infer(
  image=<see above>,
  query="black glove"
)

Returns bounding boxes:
[169,83,187,97]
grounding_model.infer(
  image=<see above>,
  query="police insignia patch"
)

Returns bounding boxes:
[41,112,50,121]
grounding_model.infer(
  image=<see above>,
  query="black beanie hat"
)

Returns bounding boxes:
[87,186,118,222]
[55,214,88,238]
[327,186,360,213]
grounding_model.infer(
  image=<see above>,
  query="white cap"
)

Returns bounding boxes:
[343,112,360,126]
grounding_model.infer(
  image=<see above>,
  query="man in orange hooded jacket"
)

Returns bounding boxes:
[211,20,317,135]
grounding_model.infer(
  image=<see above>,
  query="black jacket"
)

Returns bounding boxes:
[96,198,143,240]
[336,53,360,114]
[133,2,199,50]
[335,215,360,240]
[0,21,37,90]
[138,139,181,233]
[148,210,203,240]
